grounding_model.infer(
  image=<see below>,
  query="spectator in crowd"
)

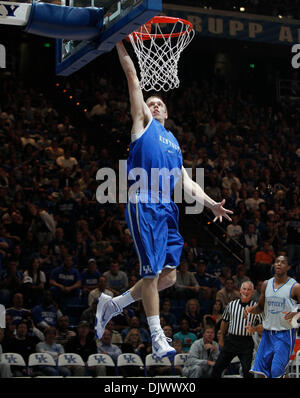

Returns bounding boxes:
[35,326,71,377]
[173,261,201,300]
[222,168,241,194]
[252,209,266,236]
[182,298,203,336]
[97,328,122,365]
[0,328,12,378]
[103,261,129,296]
[65,320,102,377]
[0,260,24,306]
[80,298,97,329]
[55,315,76,348]
[26,202,56,245]
[193,259,218,302]
[120,328,148,376]
[49,254,82,311]
[81,258,102,304]
[121,315,151,345]
[232,264,251,289]
[106,319,123,347]
[89,228,114,263]
[173,338,184,354]
[205,251,225,278]
[183,237,204,261]
[216,266,233,289]
[2,313,16,344]
[88,275,113,307]
[32,290,62,332]
[160,298,178,331]
[286,207,300,272]
[56,148,79,172]
[162,324,173,341]
[182,326,219,378]
[173,318,197,353]
[205,172,222,202]
[45,138,64,160]
[245,190,265,213]
[252,280,264,303]
[5,210,27,242]
[49,227,67,257]
[226,214,243,243]
[202,299,224,336]
[22,256,46,307]
[5,292,31,325]
[254,240,276,281]
[215,278,240,308]
[3,320,43,376]
[242,222,260,270]
[55,187,78,239]
[37,243,55,287]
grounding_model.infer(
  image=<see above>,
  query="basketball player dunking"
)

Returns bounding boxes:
[245,255,300,378]
[94,40,233,359]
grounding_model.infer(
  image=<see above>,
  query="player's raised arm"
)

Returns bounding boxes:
[181,166,233,223]
[116,41,151,134]
[244,280,267,318]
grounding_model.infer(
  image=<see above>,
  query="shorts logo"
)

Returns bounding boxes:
[142,264,153,275]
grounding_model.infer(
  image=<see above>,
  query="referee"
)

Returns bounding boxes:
[212,280,262,378]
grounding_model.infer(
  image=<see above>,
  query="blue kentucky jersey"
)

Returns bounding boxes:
[127,118,183,202]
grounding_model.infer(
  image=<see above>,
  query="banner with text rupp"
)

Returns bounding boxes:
[164,4,300,45]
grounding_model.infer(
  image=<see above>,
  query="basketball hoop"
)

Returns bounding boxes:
[127,16,195,92]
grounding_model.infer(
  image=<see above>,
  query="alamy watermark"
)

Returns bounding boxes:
[96,161,205,215]
[0,44,5,68]
[291,44,300,68]
[0,304,5,328]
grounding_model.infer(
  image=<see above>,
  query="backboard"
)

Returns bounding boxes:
[55,0,162,76]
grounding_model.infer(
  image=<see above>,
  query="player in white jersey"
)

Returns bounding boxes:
[245,255,300,377]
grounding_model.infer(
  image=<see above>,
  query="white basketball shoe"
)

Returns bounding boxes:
[151,330,176,360]
[94,293,122,339]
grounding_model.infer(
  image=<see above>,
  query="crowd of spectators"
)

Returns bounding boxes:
[0,48,299,377]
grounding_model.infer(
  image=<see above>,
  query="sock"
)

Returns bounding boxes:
[147,315,162,336]
[112,290,134,309]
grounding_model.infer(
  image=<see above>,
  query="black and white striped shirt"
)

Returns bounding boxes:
[222,299,262,336]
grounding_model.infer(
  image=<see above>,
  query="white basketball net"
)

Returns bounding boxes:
[128,18,195,92]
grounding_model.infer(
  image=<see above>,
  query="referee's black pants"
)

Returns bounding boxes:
[212,334,254,378]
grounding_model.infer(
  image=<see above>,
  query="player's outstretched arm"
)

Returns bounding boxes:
[181,166,233,223]
[116,41,151,134]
